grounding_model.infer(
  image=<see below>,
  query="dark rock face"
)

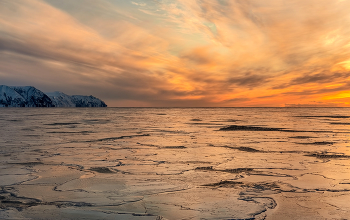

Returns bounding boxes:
[71,95,107,107]
[0,85,53,107]
[11,86,55,107]
[0,85,26,107]
[46,91,75,107]
[47,92,107,107]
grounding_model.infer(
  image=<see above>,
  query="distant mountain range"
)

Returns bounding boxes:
[0,85,107,107]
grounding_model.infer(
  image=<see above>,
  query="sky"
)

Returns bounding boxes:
[1,0,350,107]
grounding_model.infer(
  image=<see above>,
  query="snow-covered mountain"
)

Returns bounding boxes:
[11,86,54,107]
[0,85,26,107]
[46,91,76,107]
[71,95,107,107]
[0,85,53,107]
[47,92,107,107]
[0,86,107,107]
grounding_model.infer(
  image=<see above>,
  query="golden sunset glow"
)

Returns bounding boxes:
[1,0,350,107]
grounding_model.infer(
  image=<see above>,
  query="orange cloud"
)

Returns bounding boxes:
[1,0,350,106]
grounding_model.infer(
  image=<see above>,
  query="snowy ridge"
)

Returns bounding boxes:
[11,86,54,107]
[0,86,107,107]
[0,85,26,107]
[48,92,107,107]
[71,95,107,107]
[0,85,53,107]
[46,91,76,107]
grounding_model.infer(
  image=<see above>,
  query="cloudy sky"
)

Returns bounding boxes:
[1,0,350,107]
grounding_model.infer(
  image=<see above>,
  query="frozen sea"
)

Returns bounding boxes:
[1,107,350,220]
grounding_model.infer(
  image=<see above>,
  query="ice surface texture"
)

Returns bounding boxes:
[1,108,350,219]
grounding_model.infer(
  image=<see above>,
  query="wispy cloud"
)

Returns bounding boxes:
[1,0,350,106]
